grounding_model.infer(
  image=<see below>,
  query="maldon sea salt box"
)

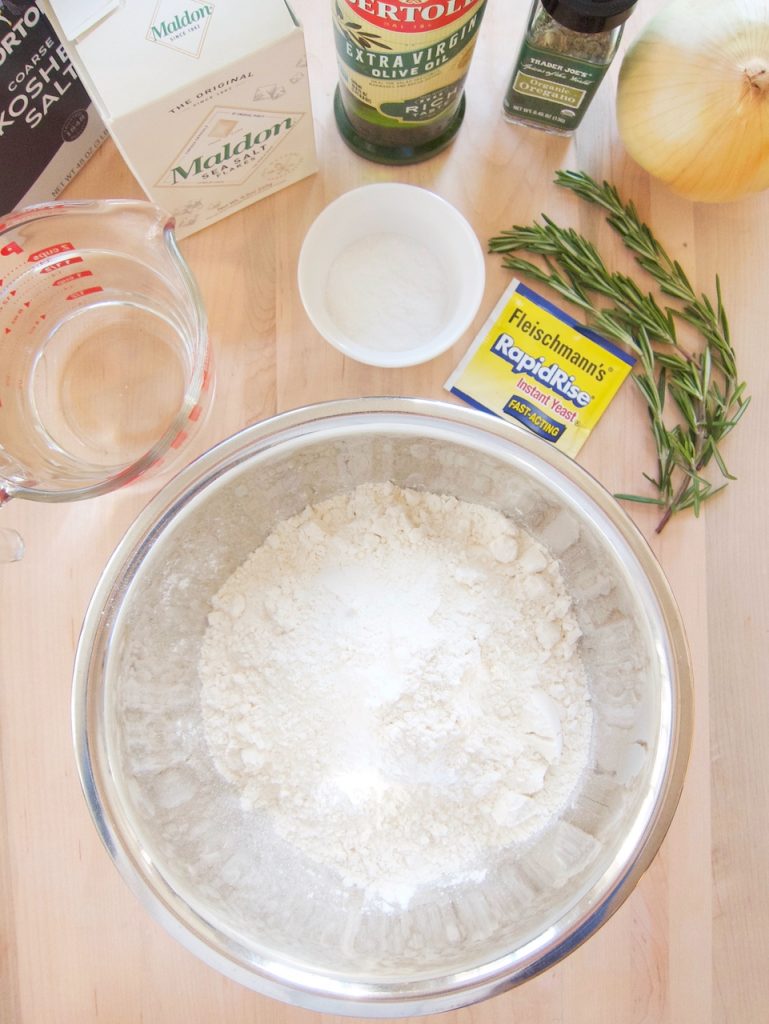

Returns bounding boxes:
[41,0,317,237]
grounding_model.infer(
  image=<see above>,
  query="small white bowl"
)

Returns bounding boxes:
[297,183,486,368]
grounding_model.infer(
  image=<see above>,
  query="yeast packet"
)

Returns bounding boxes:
[445,278,635,456]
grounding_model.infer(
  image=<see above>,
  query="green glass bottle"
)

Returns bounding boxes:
[332,0,489,165]
[503,0,637,136]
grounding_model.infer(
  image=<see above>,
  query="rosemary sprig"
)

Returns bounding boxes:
[488,172,750,533]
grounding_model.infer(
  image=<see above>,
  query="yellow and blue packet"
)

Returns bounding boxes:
[445,278,635,457]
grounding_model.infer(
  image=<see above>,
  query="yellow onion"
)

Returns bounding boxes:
[617,0,769,202]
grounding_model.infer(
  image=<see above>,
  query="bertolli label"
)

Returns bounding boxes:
[341,0,482,32]
[333,0,487,125]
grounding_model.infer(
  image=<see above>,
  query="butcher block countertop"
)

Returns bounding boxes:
[1,2,767,1022]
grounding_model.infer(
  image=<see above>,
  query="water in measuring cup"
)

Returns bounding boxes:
[32,298,186,470]
[1,250,194,494]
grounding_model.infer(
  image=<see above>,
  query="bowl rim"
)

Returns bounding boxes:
[296,184,487,368]
[72,396,694,1017]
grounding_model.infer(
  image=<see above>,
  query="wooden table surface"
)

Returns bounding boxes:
[2,2,767,1022]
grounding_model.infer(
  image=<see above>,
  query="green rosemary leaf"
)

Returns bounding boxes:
[700,345,713,395]
[673,392,699,432]
[710,443,737,481]
[716,277,731,342]
[667,372,705,402]
[632,373,658,404]
[729,394,751,423]
[656,368,667,411]
[614,492,668,507]
[654,351,690,373]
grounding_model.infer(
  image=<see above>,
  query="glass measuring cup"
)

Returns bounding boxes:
[0,200,212,559]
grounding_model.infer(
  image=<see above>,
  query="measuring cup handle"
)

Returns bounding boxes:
[0,491,24,562]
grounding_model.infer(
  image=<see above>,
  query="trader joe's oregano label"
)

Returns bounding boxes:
[506,41,611,131]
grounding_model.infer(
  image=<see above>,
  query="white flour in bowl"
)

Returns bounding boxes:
[199,482,592,907]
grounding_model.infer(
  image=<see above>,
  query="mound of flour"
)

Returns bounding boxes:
[199,482,592,905]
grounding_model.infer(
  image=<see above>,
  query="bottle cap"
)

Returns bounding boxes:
[542,0,637,33]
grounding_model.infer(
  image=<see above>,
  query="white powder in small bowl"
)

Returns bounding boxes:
[325,233,448,353]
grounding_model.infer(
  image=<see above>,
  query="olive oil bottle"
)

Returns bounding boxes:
[332,0,489,165]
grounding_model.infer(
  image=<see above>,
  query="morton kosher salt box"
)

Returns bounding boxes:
[0,1,107,213]
[41,0,317,237]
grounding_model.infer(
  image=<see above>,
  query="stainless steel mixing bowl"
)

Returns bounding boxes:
[73,398,693,1016]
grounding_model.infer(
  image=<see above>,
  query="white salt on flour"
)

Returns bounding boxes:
[199,482,592,906]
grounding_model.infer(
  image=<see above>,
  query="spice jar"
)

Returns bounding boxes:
[503,0,637,135]
[332,0,489,165]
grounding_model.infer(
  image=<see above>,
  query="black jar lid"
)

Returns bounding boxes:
[542,0,637,33]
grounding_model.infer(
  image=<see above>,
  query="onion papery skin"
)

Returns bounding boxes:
[617,2,769,203]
